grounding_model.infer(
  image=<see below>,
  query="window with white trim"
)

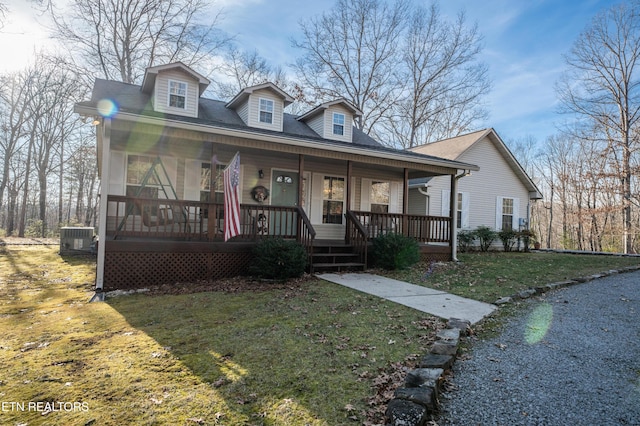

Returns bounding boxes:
[259,98,274,124]
[322,176,344,224]
[126,154,159,213]
[333,112,345,136]
[370,181,390,213]
[501,198,514,231]
[200,162,225,203]
[168,80,187,109]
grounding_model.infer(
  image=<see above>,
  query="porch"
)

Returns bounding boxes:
[101,195,452,290]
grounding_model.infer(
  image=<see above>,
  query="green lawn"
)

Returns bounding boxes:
[2,245,638,425]
[0,245,441,425]
[382,251,640,303]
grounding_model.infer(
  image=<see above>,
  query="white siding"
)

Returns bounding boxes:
[153,69,199,118]
[426,136,530,231]
[109,151,126,196]
[323,105,353,143]
[237,101,249,125]
[407,188,428,215]
[247,90,284,132]
[306,114,324,137]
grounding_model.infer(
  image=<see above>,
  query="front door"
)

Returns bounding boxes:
[271,170,299,207]
[271,170,299,236]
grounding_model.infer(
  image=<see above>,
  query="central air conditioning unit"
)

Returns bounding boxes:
[60,227,95,255]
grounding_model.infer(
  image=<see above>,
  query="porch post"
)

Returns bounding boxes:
[95,118,111,291]
[208,144,218,241]
[298,154,304,207]
[298,154,304,240]
[346,160,353,210]
[403,168,409,235]
[450,173,458,261]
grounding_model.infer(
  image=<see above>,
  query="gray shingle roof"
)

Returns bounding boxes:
[86,79,382,147]
[79,79,479,168]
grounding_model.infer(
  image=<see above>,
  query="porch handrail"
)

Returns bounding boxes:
[296,206,316,273]
[345,210,368,267]
[106,195,305,241]
[351,210,451,244]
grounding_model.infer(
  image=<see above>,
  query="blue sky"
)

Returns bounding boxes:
[215,0,620,145]
[0,0,621,145]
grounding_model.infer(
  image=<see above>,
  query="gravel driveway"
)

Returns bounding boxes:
[438,270,640,426]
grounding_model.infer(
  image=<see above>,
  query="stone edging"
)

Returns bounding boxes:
[385,318,471,426]
[493,264,640,305]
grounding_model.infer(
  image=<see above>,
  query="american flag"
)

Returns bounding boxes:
[223,152,241,241]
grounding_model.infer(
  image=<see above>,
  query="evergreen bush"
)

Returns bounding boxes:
[474,225,497,252]
[498,229,518,252]
[457,229,476,253]
[249,238,307,280]
[371,233,420,270]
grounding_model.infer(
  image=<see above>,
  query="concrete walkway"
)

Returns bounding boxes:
[316,273,496,324]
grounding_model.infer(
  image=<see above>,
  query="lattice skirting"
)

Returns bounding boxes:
[103,241,254,290]
[419,245,452,263]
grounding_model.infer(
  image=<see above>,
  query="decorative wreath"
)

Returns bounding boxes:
[251,185,270,203]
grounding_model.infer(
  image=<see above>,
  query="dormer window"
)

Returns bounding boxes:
[168,80,187,109]
[333,113,345,136]
[259,98,274,124]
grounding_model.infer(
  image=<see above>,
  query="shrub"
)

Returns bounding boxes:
[518,229,537,252]
[249,238,308,280]
[457,230,476,253]
[474,226,497,252]
[498,229,518,252]
[371,233,420,270]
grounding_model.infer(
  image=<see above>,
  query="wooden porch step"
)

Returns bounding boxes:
[308,239,366,273]
[312,262,366,271]
[311,252,359,258]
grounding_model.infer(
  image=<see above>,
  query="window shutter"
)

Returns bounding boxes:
[389,182,400,213]
[461,192,470,229]
[157,157,178,200]
[496,196,503,230]
[512,198,520,230]
[441,190,451,217]
[310,173,324,223]
[361,178,371,210]
[184,159,201,201]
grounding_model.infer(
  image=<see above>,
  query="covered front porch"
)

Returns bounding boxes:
[102,195,453,289]
[93,115,477,290]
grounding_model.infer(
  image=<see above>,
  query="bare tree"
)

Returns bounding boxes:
[557,1,640,253]
[44,0,231,84]
[292,0,410,133]
[0,2,7,29]
[215,48,288,100]
[0,70,34,228]
[387,3,490,148]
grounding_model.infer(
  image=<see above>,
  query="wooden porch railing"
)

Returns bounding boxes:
[345,210,369,267]
[351,210,451,244]
[106,195,314,243]
[297,206,316,273]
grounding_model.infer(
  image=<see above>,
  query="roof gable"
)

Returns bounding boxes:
[410,129,542,199]
[226,82,294,109]
[141,62,210,95]
[297,98,363,122]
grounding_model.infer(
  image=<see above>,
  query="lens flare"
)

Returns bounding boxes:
[97,99,118,118]
[524,303,553,344]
